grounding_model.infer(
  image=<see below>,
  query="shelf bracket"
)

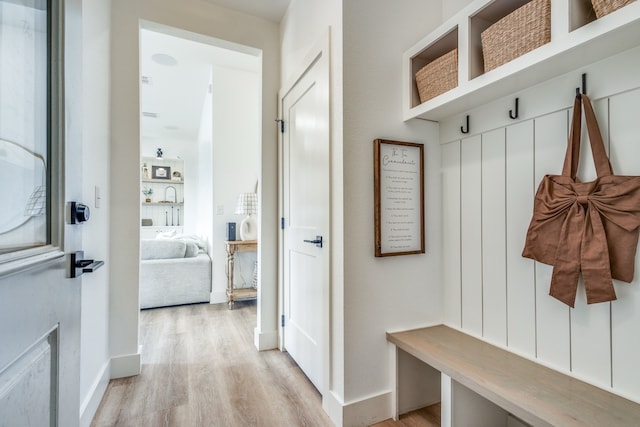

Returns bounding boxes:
[460,115,470,134]
[509,98,519,120]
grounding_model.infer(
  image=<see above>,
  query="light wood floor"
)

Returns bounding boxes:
[370,405,440,427]
[91,301,334,427]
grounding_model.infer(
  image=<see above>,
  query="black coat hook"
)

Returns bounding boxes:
[460,115,470,134]
[576,73,587,98]
[509,98,519,120]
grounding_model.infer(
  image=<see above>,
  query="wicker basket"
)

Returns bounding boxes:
[591,0,636,18]
[481,0,551,73]
[415,48,458,104]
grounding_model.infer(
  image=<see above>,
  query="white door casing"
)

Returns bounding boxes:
[279,32,330,394]
[0,1,84,426]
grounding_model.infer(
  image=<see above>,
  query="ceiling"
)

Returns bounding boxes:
[140,28,261,153]
[140,1,290,155]
[204,0,291,23]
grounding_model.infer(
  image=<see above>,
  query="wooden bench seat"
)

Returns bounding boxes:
[387,325,640,427]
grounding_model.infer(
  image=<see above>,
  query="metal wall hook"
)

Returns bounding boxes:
[576,73,587,98]
[509,98,519,120]
[460,115,470,134]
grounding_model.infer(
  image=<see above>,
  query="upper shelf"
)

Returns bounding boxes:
[141,178,184,184]
[403,0,640,122]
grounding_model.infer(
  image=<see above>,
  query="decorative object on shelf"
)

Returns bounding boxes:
[156,147,163,159]
[481,0,551,73]
[164,186,176,203]
[235,192,258,241]
[172,170,182,181]
[141,218,153,226]
[373,139,425,257]
[142,187,153,203]
[522,94,640,307]
[415,48,458,104]
[152,165,171,180]
[592,0,636,18]
[142,163,150,179]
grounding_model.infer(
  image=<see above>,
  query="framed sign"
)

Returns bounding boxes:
[151,165,171,180]
[374,139,424,257]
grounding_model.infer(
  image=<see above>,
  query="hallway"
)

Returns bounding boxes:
[91,301,333,426]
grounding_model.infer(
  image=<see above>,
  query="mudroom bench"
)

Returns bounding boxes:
[387,325,640,427]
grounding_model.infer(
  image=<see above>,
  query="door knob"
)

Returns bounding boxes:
[70,251,105,278]
[303,236,323,248]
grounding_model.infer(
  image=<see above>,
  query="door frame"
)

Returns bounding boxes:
[277,29,331,395]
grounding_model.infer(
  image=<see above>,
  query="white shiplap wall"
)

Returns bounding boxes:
[440,46,640,401]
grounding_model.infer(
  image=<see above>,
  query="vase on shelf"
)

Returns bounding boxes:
[145,197,151,203]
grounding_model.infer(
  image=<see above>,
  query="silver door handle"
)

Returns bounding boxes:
[303,236,323,248]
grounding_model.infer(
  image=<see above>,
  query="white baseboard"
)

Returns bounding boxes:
[344,391,393,426]
[210,290,227,305]
[323,390,393,427]
[110,349,141,379]
[254,327,278,351]
[80,360,110,427]
[323,390,344,426]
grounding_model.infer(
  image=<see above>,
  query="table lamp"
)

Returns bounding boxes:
[235,192,258,241]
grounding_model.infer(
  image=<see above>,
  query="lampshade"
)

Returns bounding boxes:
[235,192,257,216]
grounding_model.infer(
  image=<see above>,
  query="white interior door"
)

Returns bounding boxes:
[281,37,330,393]
[0,1,84,426]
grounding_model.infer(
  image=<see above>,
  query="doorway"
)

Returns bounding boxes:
[138,24,261,315]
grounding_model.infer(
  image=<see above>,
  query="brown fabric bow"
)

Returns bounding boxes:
[522,95,640,307]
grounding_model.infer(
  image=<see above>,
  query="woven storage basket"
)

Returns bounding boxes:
[591,0,636,18]
[415,48,458,104]
[481,0,551,73]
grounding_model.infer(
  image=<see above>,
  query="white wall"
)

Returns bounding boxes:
[80,0,112,425]
[196,83,213,254]
[211,65,260,302]
[442,0,474,22]
[341,0,443,423]
[110,0,280,376]
[440,46,640,403]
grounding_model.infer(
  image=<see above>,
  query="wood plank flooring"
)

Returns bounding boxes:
[370,405,440,427]
[91,301,334,427]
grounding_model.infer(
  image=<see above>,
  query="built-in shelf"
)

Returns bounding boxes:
[141,157,185,228]
[141,179,184,184]
[403,0,640,121]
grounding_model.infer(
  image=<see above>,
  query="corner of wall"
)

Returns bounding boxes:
[323,390,394,427]
[253,327,278,351]
[109,348,141,379]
